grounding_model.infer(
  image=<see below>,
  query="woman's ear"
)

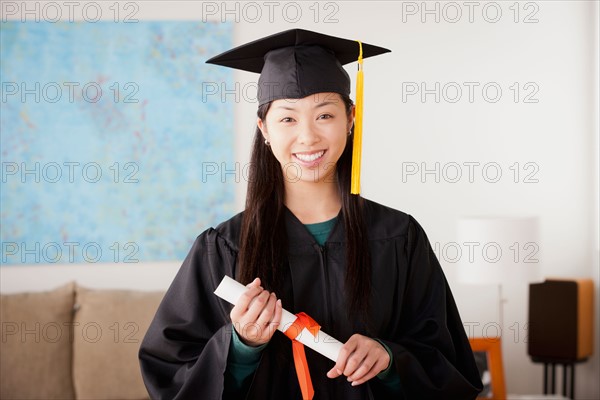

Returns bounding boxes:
[257,118,268,142]
[347,105,356,132]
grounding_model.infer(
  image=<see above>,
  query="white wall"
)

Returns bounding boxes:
[2,1,598,398]
[0,263,180,293]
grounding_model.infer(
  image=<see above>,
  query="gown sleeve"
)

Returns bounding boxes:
[138,228,239,400]
[371,216,483,399]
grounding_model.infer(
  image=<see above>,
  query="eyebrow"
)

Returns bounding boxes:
[273,101,339,111]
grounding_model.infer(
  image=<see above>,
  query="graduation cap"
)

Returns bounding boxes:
[206,29,391,194]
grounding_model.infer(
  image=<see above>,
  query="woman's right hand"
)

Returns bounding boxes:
[230,277,283,347]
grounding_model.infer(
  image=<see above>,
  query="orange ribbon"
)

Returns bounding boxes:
[283,312,320,400]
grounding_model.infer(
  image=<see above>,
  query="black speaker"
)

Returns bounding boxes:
[528,279,593,361]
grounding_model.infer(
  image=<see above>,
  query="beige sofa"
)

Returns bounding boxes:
[0,282,164,400]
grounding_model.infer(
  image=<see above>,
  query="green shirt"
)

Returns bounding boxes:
[304,216,338,246]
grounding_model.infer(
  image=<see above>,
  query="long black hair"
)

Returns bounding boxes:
[238,94,372,317]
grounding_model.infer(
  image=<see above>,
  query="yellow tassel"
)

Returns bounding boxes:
[351,41,364,195]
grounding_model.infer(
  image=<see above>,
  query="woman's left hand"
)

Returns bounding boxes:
[326,334,391,386]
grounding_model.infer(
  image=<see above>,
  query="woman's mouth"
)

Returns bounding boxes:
[293,150,326,167]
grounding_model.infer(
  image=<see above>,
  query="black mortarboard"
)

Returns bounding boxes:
[206,29,391,195]
[206,28,390,106]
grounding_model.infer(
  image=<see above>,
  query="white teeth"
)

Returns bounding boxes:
[295,151,324,162]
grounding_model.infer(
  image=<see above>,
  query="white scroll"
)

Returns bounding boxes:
[214,275,343,362]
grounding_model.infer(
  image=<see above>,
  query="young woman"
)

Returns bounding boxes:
[139,29,483,400]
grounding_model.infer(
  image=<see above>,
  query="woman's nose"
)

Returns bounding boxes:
[297,121,320,145]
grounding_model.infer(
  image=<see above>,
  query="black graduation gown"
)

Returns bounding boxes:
[139,198,483,399]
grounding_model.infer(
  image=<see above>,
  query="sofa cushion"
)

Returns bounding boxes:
[0,282,76,400]
[72,286,163,400]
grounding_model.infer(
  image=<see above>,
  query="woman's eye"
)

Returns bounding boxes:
[318,114,333,120]
[280,117,295,123]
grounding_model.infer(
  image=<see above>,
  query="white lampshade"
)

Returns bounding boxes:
[456,217,541,285]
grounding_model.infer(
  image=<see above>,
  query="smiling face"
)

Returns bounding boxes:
[257,92,354,186]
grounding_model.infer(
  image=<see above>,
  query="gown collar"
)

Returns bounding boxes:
[283,206,345,248]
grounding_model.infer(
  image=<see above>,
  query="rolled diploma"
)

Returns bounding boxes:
[214,275,343,362]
